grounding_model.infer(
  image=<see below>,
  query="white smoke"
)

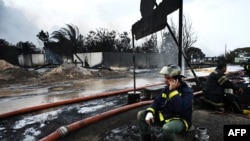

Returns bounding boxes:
[0,0,40,47]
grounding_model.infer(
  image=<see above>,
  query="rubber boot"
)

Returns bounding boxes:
[141,134,151,141]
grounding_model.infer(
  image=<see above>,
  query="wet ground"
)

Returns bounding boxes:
[0,77,163,114]
[0,67,165,141]
[99,109,250,141]
[0,94,129,141]
[0,64,248,141]
[0,65,243,114]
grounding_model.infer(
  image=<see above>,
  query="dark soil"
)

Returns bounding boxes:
[99,111,250,141]
[98,99,250,141]
[1,60,249,141]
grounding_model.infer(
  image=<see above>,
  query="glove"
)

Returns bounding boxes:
[145,112,154,125]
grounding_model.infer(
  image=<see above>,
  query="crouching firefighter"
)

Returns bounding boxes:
[137,64,194,141]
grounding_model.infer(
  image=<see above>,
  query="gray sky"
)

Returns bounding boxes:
[0,0,249,57]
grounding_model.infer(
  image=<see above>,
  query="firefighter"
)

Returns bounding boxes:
[137,64,193,141]
[243,58,250,78]
[203,62,250,115]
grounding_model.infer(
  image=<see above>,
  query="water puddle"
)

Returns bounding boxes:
[0,77,163,114]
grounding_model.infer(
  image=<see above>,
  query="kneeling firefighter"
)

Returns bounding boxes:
[137,64,194,141]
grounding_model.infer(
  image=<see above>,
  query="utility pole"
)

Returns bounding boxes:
[225,44,227,57]
[178,0,183,68]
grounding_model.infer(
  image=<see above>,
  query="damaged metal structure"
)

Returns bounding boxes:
[131,0,201,91]
[132,0,183,65]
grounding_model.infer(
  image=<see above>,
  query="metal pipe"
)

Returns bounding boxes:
[195,127,209,141]
[178,0,183,67]
[132,33,136,93]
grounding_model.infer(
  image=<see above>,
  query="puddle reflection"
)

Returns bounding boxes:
[0,77,163,114]
[0,65,242,114]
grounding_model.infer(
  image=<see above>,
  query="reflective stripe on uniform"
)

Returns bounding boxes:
[162,93,167,98]
[169,90,179,99]
[159,112,164,121]
[162,90,180,99]
[147,91,180,116]
[246,65,250,70]
[146,108,155,115]
[218,75,227,85]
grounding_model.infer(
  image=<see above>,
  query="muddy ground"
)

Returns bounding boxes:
[0,60,133,87]
[1,60,250,141]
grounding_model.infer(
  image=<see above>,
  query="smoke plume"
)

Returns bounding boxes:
[0,0,40,46]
